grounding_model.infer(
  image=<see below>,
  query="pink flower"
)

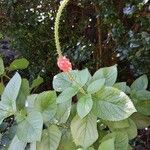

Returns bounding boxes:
[57,56,72,72]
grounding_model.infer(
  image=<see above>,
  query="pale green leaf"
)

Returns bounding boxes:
[55,100,71,123]
[101,131,128,150]
[131,113,150,129]
[58,129,76,150]
[16,79,30,110]
[113,82,127,93]
[98,138,115,150]
[93,87,136,121]
[71,113,98,148]
[16,110,43,142]
[77,94,93,118]
[92,65,117,86]
[8,135,27,150]
[31,76,44,90]
[37,125,62,150]
[9,58,29,71]
[1,72,22,112]
[0,57,4,75]
[26,94,38,108]
[131,75,148,91]
[57,86,78,103]
[105,119,130,130]
[87,79,105,94]
[35,91,57,122]
[0,82,5,95]
[53,69,91,92]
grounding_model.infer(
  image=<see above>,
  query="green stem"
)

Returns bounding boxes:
[54,0,70,56]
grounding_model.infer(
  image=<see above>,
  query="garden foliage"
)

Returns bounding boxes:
[0,57,150,150]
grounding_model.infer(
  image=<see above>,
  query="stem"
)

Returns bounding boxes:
[54,0,70,57]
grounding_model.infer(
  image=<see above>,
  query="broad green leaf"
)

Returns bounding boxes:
[0,57,4,75]
[9,58,29,71]
[0,82,5,95]
[92,65,117,86]
[87,79,105,94]
[55,100,72,123]
[135,100,150,115]
[93,87,136,121]
[71,113,98,148]
[77,94,93,118]
[108,119,137,140]
[16,79,30,110]
[53,69,91,92]
[124,119,137,140]
[130,90,150,115]
[101,131,128,150]
[0,102,12,124]
[26,94,38,108]
[58,129,76,150]
[131,90,150,101]
[113,82,127,93]
[57,86,78,103]
[105,119,130,129]
[1,72,22,112]
[131,75,148,91]
[31,76,44,90]
[71,69,91,87]
[131,113,150,129]
[35,91,57,122]
[37,125,62,150]
[53,72,72,92]
[16,110,43,142]
[8,135,27,150]
[98,138,115,150]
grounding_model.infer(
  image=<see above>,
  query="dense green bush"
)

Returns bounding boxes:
[0,56,150,149]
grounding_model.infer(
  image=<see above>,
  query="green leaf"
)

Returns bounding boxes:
[87,79,105,94]
[0,102,12,124]
[113,82,127,93]
[31,76,44,90]
[71,113,98,148]
[9,58,29,71]
[57,86,78,103]
[16,79,30,110]
[98,138,115,150]
[0,57,4,75]
[8,135,27,150]
[124,119,137,140]
[58,129,76,150]
[37,125,62,150]
[53,69,91,92]
[55,100,72,123]
[92,65,117,86]
[101,131,128,150]
[1,72,22,112]
[93,87,136,121]
[131,113,150,129]
[135,100,150,115]
[77,94,93,118]
[26,94,38,108]
[105,119,130,129]
[131,75,148,91]
[71,69,91,87]
[53,72,72,92]
[0,82,5,95]
[16,110,43,142]
[131,90,150,101]
[34,91,57,122]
